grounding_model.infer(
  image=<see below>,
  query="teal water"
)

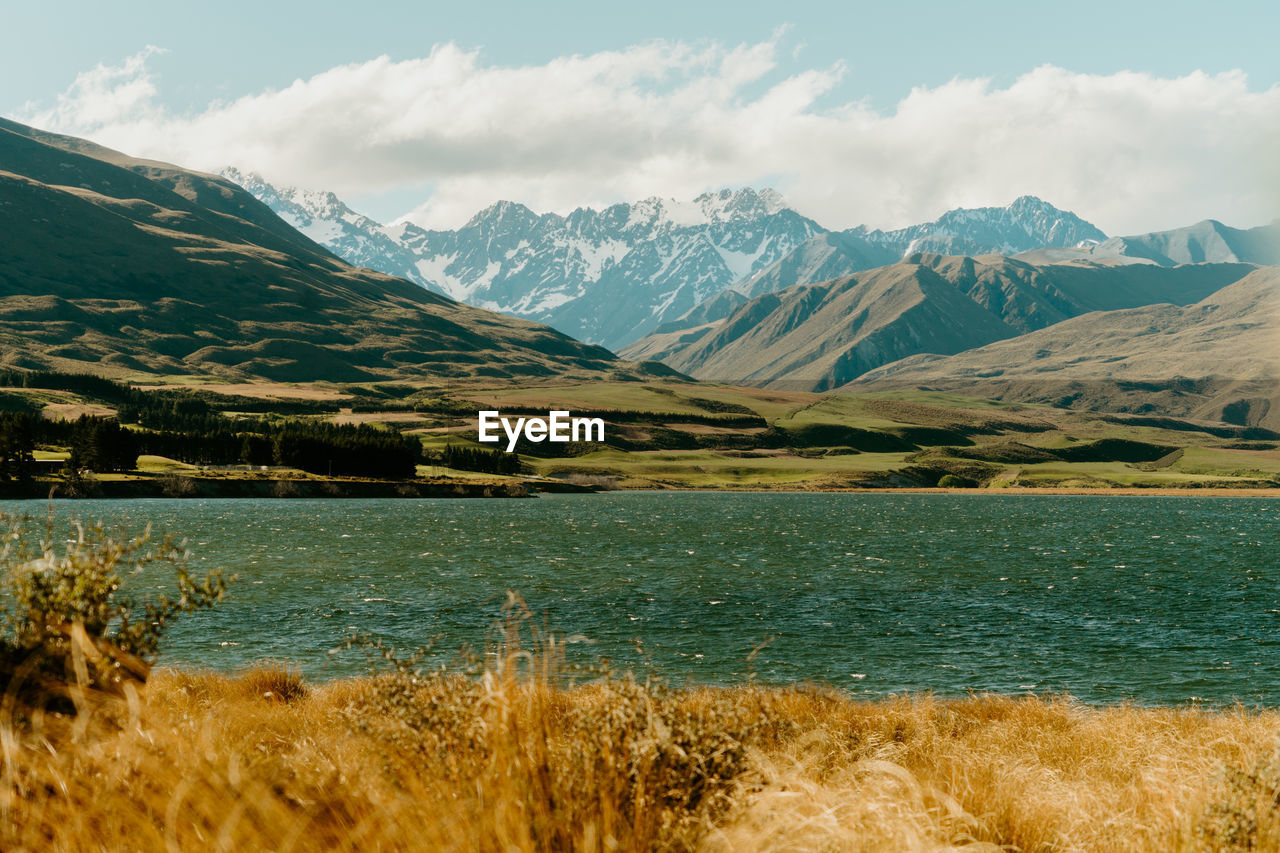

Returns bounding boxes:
[9,493,1279,705]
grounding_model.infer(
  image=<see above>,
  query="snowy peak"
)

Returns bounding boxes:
[463,199,544,233]
[225,170,1119,355]
[224,172,823,350]
[221,167,362,226]
[457,188,794,237]
[1003,195,1108,247]
[593,187,795,233]
[861,196,1108,257]
[695,187,789,221]
[220,167,429,282]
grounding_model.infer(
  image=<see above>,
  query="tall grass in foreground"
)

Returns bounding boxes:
[5,647,1280,851]
[3,514,1280,851]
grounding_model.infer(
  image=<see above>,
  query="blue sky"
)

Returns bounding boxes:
[9,0,1280,114]
[7,1,1279,232]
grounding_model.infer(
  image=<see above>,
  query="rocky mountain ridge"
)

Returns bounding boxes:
[0,119,642,384]
[224,172,1110,350]
[622,254,1257,392]
[852,266,1280,429]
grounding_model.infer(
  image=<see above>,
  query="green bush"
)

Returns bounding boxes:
[0,513,231,711]
[937,474,976,488]
[1196,748,1280,850]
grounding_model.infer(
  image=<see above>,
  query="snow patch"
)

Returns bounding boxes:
[576,239,630,279]
[413,255,462,298]
[715,243,770,281]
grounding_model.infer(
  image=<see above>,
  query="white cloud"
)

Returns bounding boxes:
[20,41,1280,235]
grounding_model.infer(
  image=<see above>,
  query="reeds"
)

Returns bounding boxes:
[4,647,1280,851]
[5,515,1275,849]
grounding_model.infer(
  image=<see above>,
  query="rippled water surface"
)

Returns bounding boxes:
[18,493,1280,704]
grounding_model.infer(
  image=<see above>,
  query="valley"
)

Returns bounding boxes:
[8,372,1279,496]
[0,117,1274,498]
[8,10,1280,853]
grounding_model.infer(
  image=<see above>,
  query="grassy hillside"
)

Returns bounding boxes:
[856,267,1280,431]
[255,378,1280,491]
[0,119,664,385]
[622,254,1255,391]
[9,368,1278,493]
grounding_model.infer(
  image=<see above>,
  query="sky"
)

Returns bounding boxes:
[5,0,1280,235]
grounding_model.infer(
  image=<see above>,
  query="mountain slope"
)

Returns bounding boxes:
[734,196,1104,297]
[856,195,1107,257]
[621,254,1256,391]
[0,118,641,384]
[653,263,1018,391]
[227,176,1121,351]
[853,267,1280,428]
[224,173,826,350]
[733,231,899,301]
[1018,219,1280,267]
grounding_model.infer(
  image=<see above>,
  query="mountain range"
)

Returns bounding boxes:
[0,118,652,384]
[4,116,1275,432]
[621,254,1256,391]
[224,171,825,350]
[1015,218,1280,267]
[853,266,1280,429]
[224,171,1112,350]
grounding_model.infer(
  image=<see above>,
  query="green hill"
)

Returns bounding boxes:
[854,267,1280,429]
[622,253,1254,391]
[0,118,651,384]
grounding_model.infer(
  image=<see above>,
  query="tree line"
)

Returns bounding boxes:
[0,371,528,481]
[439,445,522,475]
[0,412,424,480]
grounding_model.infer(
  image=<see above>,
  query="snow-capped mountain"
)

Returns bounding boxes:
[223,170,1109,352]
[853,195,1107,257]
[223,170,823,350]
[740,196,1108,303]
[222,168,424,277]
[672,196,1111,333]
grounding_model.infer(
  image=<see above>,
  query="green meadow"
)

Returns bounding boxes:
[4,376,1277,492]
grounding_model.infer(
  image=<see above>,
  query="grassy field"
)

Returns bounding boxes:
[536,448,914,488]
[11,376,1280,492]
[462,381,816,420]
[7,655,1280,852]
[467,384,1280,490]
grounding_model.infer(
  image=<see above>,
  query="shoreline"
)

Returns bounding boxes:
[2,480,1275,499]
[595,484,1280,498]
[0,477,549,500]
[147,663,1275,707]
[701,485,1280,497]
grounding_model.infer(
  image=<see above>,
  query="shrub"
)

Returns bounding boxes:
[345,600,764,850]
[0,513,231,711]
[937,474,976,488]
[55,467,102,498]
[1196,747,1280,851]
[240,662,309,704]
[159,472,198,497]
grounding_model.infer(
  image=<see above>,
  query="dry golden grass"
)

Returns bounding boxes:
[4,659,1280,852]
[706,691,1280,852]
[132,382,353,401]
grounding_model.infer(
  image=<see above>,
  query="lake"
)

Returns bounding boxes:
[9,493,1279,705]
